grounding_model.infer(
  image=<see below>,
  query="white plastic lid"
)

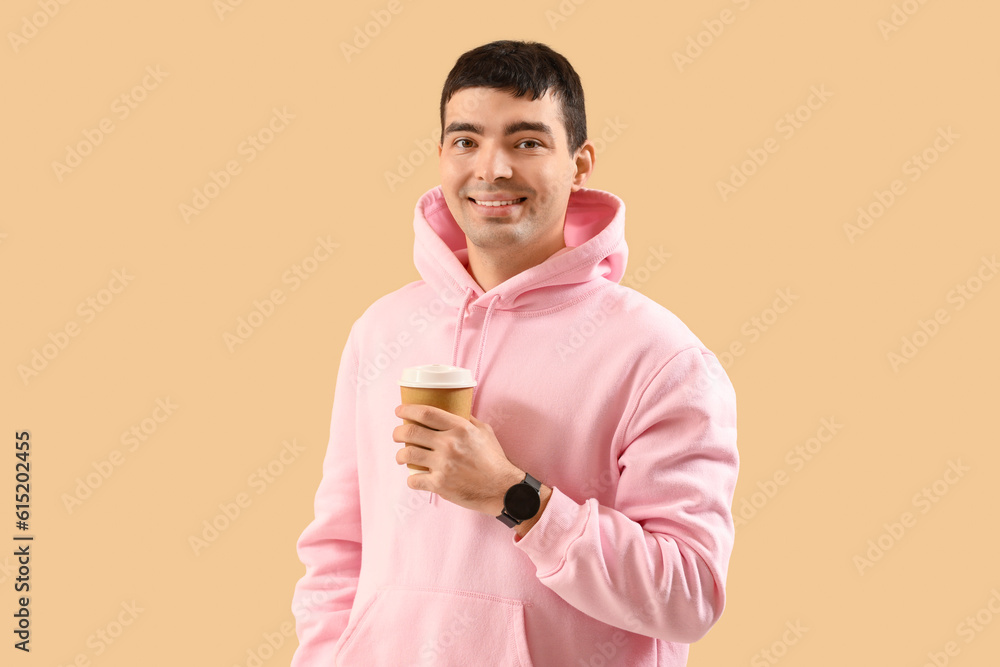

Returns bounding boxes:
[399,364,476,388]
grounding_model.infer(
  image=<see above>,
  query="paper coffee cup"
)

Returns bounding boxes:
[399,365,476,475]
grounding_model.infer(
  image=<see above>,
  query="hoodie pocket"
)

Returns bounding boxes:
[335,585,534,667]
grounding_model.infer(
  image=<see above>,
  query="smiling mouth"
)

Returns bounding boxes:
[468,197,527,207]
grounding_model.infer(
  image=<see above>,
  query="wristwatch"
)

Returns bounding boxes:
[497,473,541,528]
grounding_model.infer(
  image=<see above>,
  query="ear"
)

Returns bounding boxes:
[570,139,597,191]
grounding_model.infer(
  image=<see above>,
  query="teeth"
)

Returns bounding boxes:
[474,198,522,207]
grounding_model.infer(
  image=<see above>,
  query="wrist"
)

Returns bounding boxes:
[493,467,526,517]
[514,484,552,539]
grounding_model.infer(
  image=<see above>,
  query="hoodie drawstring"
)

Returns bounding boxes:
[451,288,475,368]
[429,289,500,506]
[473,294,501,388]
[450,288,501,390]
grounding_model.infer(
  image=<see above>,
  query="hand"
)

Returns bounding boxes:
[392,404,523,517]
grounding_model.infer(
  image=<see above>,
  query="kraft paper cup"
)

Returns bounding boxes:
[399,365,476,475]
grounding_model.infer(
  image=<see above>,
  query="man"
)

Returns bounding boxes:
[291,40,739,666]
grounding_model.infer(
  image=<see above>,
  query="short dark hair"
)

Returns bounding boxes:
[439,40,587,155]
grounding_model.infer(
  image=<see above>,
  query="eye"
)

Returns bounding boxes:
[454,138,474,149]
[518,139,542,149]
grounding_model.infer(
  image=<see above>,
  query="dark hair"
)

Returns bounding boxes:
[439,40,587,155]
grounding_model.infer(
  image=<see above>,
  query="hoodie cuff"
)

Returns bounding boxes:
[512,487,590,578]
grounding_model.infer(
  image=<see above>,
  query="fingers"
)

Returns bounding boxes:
[392,421,432,447]
[395,444,431,468]
[395,404,464,431]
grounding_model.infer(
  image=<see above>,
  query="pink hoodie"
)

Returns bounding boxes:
[291,185,739,666]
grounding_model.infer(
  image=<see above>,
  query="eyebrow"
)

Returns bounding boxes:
[443,120,556,142]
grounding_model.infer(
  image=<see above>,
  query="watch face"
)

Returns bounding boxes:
[506,483,541,521]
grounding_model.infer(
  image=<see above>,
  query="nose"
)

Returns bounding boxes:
[475,142,513,182]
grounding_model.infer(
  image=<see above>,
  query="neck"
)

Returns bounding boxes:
[466,240,565,292]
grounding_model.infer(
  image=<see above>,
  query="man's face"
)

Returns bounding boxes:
[438,86,594,261]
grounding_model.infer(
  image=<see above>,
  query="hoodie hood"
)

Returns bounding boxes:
[410,185,632,506]
[413,185,628,314]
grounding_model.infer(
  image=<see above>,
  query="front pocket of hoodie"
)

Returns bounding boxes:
[336,585,534,667]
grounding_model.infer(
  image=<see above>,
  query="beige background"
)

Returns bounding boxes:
[2,0,998,665]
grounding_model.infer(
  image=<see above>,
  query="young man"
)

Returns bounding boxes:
[291,40,739,666]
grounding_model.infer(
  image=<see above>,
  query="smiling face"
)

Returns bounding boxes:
[438,86,595,282]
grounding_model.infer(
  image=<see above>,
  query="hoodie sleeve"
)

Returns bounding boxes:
[290,329,363,665]
[513,347,739,644]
